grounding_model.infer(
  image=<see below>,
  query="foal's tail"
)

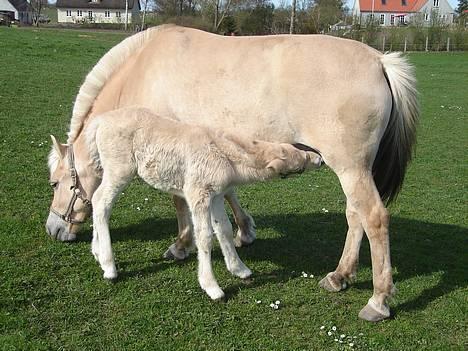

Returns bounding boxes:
[373,52,420,204]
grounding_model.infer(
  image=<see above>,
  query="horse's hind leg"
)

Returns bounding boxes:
[225,189,256,247]
[336,169,394,321]
[164,195,194,260]
[319,203,363,292]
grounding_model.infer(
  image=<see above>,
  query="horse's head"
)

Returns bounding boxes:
[266,143,323,178]
[46,136,95,241]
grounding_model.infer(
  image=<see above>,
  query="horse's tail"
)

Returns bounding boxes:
[373,52,419,204]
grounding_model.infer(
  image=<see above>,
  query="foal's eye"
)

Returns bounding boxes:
[49,181,58,189]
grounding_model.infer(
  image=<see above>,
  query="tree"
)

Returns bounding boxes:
[306,0,345,33]
[30,0,46,27]
[456,0,468,13]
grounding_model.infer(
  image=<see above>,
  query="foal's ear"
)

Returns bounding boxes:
[50,135,67,158]
[266,158,286,173]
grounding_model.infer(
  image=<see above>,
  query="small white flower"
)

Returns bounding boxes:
[358,333,363,336]
[269,303,275,308]
[256,300,262,304]
[144,198,149,201]
[310,274,314,278]
[322,208,329,213]
[275,300,280,305]
[327,331,332,336]
[320,325,325,330]
[332,326,337,331]
[136,207,141,211]
[302,271,308,277]
[334,338,338,342]
[349,343,354,347]
[339,340,343,343]
[440,105,445,108]
[273,304,279,310]
[340,334,346,338]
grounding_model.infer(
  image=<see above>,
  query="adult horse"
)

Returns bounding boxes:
[46,25,419,321]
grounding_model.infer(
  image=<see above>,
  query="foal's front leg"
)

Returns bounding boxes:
[211,195,252,279]
[186,190,224,300]
[92,176,129,280]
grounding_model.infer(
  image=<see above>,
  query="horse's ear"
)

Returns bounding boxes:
[50,135,67,158]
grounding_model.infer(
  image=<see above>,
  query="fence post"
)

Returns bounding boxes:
[404,37,407,52]
[361,36,364,43]
[425,36,429,52]
[447,37,450,52]
[382,36,386,52]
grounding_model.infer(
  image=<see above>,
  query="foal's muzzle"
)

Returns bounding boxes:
[46,211,77,242]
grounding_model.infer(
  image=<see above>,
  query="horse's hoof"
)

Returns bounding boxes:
[163,244,189,261]
[319,272,347,292]
[231,266,252,279]
[358,300,390,322]
[103,270,118,280]
[234,227,256,248]
[205,287,225,301]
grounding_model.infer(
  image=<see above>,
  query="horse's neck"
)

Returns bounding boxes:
[73,129,102,191]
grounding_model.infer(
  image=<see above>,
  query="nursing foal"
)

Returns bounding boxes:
[52,107,322,300]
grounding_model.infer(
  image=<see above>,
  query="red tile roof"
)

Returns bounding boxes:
[358,0,427,13]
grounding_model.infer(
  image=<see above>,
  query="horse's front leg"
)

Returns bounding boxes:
[319,202,363,292]
[164,195,194,260]
[225,189,256,247]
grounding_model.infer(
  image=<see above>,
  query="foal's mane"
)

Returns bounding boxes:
[67,25,173,144]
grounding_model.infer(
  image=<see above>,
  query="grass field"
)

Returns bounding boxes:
[0,27,467,350]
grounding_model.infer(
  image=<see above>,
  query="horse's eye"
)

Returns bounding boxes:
[49,181,58,189]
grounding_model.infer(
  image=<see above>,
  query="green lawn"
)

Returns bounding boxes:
[0,27,467,350]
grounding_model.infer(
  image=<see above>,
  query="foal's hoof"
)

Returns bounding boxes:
[358,300,390,322]
[205,287,225,301]
[103,270,118,280]
[163,244,189,261]
[234,227,256,248]
[319,272,347,292]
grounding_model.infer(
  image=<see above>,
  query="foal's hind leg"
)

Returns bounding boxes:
[226,189,256,248]
[336,170,395,321]
[163,195,194,260]
[319,203,363,292]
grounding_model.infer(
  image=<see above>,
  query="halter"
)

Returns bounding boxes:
[50,144,92,225]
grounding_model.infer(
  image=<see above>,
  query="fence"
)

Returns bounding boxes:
[331,28,468,52]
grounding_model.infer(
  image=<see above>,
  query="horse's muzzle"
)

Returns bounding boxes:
[46,212,77,242]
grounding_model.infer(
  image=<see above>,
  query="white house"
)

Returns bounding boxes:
[56,0,140,24]
[352,0,455,26]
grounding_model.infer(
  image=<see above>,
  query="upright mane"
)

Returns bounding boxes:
[67,25,174,144]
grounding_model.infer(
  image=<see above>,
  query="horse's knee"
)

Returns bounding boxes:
[366,206,389,239]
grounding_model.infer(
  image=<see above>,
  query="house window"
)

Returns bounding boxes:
[402,0,406,5]
[116,11,121,18]
[380,14,385,24]
[399,15,405,24]
[88,11,93,19]
[382,0,386,4]
[390,15,395,25]
[433,0,439,7]
[424,13,429,21]
[77,10,82,17]
[66,10,72,17]
[105,10,110,18]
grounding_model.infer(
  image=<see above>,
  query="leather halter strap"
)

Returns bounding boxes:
[50,144,92,224]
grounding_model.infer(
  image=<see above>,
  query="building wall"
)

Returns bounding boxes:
[0,0,18,20]
[57,8,134,23]
[353,0,455,26]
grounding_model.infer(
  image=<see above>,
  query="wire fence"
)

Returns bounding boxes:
[330,28,468,52]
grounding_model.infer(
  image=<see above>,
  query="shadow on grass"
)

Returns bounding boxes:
[81,212,467,316]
